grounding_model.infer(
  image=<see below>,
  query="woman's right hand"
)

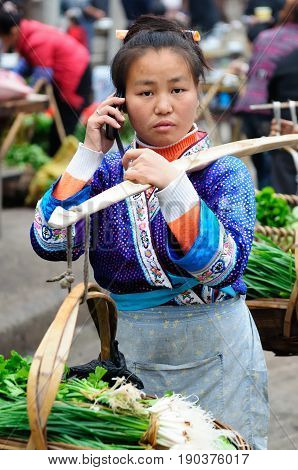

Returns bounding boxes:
[83,94,126,153]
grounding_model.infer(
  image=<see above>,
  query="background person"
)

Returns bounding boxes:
[0,4,91,155]
[268,47,298,193]
[233,0,298,189]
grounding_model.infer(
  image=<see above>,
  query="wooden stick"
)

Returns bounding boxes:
[26,283,117,449]
[33,78,47,94]
[200,107,222,146]
[0,112,25,161]
[48,134,298,229]
[46,83,66,143]
[197,74,225,145]
[197,74,225,120]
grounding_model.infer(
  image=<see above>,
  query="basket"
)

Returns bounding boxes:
[254,192,298,251]
[247,230,298,356]
[0,282,251,451]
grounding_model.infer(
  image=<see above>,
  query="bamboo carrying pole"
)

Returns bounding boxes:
[26,283,117,450]
[48,134,298,229]
[250,102,298,111]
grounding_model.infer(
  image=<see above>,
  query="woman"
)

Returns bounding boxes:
[31,15,269,449]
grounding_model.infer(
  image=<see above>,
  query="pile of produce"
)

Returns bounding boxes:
[244,236,295,299]
[0,351,238,450]
[3,112,53,172]
[256,186,298,229]
[25,135,79,205]
[5,143,50,171]
[21,112,53,154]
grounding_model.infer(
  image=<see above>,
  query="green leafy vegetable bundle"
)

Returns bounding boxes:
[5,143,50,171]
[0,351,237,450]
[256,187,291,227]
[244,237,295,299]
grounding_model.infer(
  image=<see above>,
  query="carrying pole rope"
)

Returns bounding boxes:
[82,215,90,303]
[46,225,75,291]
[46,218,91,303]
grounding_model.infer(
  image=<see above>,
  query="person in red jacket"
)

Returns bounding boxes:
[0,4,91,155]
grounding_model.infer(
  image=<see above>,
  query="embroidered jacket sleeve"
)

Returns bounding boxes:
[157,156,255,288]
[30,143,104,261]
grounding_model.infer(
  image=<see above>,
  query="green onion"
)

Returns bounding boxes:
[244,237,295,299]
[0,358,240,450]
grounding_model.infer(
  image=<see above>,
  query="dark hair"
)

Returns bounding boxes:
[279,0,298,23]
[290,2,298,22]
[111,15,209,95]
[0,3,21,35]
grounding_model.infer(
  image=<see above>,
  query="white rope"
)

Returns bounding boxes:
[46,225,75,291]
[273,101,281,134]
[82,215,90,303]
[289,100,298,127]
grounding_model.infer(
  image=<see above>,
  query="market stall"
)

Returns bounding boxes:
[0,93,49,237]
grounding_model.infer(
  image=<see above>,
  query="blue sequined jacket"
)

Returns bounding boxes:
[30,140,256,309]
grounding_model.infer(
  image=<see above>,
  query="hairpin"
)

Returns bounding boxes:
[116,30,128,40]
[116,29,201,42]
[185,30,201,42]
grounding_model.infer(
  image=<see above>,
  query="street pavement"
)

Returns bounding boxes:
[0,207,297,450]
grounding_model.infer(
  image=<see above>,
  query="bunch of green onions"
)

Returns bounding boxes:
[0,398,147,449]
[244,238,295,299]
[0,380,236,450]
[0,348,239,450]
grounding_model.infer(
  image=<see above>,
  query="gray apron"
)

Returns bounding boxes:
[117,295,269,450]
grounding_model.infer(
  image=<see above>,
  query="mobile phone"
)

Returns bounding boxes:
[105,89,125,141]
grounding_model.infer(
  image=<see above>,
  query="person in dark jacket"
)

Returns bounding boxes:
[120,1,166,27]
[244,0,285,41]
[233,0,298,189]
[185,0,220,34]
[268,48,298,194]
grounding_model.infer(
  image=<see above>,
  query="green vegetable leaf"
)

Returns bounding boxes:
[87,366,108,388]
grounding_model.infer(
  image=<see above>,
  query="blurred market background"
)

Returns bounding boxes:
[0,0,297,450]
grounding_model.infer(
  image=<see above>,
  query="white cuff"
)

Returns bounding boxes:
[64,143,104,182]
[156,172,199,223]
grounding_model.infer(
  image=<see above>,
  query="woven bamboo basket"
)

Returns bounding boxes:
[254,192,298,251]
[0,283,251,451]
[247,229,298,356]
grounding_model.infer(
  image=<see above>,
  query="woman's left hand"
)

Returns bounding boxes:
[123,148,181,189]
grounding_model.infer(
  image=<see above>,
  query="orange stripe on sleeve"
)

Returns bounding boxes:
[168,204,200,253]
[52,172,87,200]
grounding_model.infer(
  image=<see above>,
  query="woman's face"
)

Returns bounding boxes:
[0,26,19,52]
[125,48,199,147]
